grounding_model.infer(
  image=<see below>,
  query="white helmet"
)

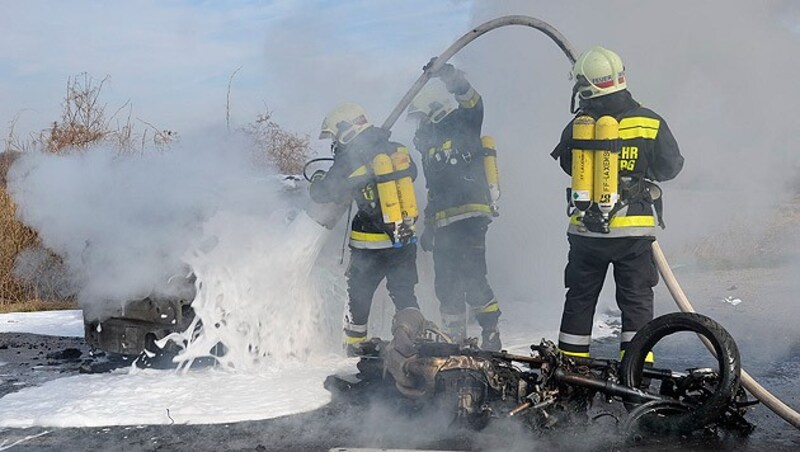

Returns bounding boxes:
[571,46,627,100]
[406,81,456,124]
[319,102,371,144]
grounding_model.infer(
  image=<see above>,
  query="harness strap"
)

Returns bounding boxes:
[568,138,621,152]
[374,167,413,184]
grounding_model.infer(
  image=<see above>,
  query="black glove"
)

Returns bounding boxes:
[420,226,434,252]
[422,57,456,81]
[310,169,326,182]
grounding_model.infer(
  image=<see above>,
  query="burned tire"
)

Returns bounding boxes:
[620,312,740,434]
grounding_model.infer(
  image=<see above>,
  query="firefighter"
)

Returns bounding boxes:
[310,103,420,356]
[550,46,684,362]
[407,59,501,351]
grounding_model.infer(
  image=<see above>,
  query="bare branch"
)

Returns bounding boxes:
[226,66,243,133]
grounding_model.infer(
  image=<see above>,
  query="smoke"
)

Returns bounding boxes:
[11,245,75,300]
[419,1,800,329]
[7,130,347,366]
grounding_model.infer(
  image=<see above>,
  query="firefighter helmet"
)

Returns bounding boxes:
[319,102,371,144]
[407,81,456,124]
[571,46,627,100]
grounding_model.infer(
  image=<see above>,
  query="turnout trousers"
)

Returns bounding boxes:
[558,234,658,357]
[345,244,419,341]
[433,217,499,334]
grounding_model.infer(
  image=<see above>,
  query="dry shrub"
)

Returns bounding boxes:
[0,153,39,304]
[8,73,177,156]
[242,110,310,174]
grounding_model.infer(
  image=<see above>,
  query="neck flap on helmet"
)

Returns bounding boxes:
[570,74,592,114]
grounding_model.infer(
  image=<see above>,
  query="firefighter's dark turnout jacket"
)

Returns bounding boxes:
[414,81,493,229]
[310,126,418,249]
[551,89,684,359]
[310,126,420,343]
[413,75,499,331]
[552,90,684,237]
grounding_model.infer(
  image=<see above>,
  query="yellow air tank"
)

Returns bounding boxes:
[372,153,402,225]
[481,136,501,208]
[571,115,595,213]
[593,115,620,223]
[390,149,418,221]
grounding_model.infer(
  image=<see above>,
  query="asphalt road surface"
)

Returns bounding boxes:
[1,264,800,451]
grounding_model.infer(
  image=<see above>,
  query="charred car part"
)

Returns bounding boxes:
[325,310,756,438]
[83,272,197,361]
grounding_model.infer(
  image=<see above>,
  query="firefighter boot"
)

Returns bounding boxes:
[344,323,368,357]
[475,299,502,352]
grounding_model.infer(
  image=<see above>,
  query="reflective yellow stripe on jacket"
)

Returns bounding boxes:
[568,214,656,238]
[618,117,660,140]
[456,87,481,109]
[349,231,393,250]
[434,203,493,228]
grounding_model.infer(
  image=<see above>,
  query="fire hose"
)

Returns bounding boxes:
[378,14,800,430]
[652,241,800,428]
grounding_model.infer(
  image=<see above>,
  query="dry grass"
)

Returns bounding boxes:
[0,298,77,314]
[0,177,39,304]
[242,109,310,174]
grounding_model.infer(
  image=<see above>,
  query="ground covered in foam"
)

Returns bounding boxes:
[0,358,354,428]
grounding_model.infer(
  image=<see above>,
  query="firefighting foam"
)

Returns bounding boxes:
[169,210,341,370]
[7,131,347,369]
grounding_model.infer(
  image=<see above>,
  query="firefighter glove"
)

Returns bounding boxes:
[423,57,456,80]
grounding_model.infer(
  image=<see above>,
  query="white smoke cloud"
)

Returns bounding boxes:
[7,133,283,316]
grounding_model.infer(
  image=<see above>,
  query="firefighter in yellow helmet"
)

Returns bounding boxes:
[550,46,684,361]
[407,59,501,351]
[311,102,421,356]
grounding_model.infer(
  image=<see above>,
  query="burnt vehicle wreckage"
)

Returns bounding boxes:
[325,309,756,438]
[82,271,199,370]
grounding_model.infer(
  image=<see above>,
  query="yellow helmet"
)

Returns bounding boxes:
[406,81,456,124]
[319,102,371,144]
[571,46,627,100]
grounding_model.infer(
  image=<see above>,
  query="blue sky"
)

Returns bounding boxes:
[0,0,472,146]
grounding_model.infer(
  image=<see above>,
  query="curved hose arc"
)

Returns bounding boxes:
[381,15,578,130]
[652,241,800,429]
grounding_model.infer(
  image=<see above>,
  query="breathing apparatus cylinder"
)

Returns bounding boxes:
[570,115,595,214]
[481,136,501,214]
[372,154,403,227]
[390,150,419,222]
[593,116,619,227]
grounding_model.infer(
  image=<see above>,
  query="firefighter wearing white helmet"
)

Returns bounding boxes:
[311,102,421,356]
[550,46,685,365]
[318,102,372,145]
[571,45,627,104]
[407,58,502,351]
